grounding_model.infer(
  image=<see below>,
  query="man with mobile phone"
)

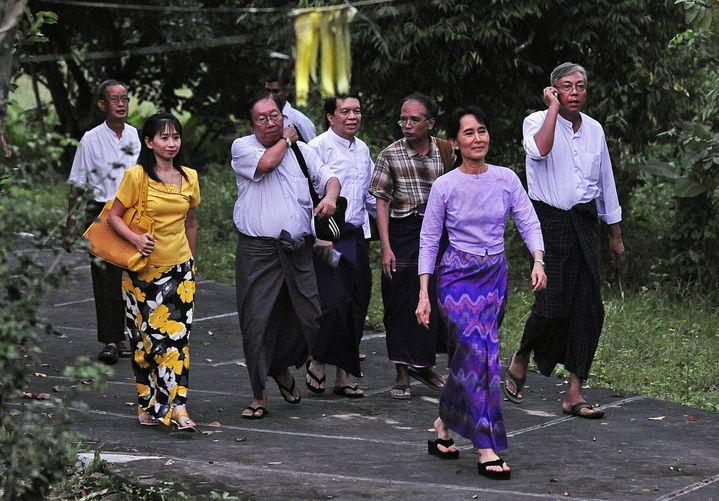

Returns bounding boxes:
[503,63,625,419]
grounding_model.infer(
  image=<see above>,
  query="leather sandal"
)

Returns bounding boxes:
[171,406,197,432]
[138,410,159,426]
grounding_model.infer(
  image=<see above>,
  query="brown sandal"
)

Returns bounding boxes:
[171,406,197,432]
[138,410,159,426]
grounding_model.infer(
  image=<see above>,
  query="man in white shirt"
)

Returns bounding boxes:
[231,93,340,419]
[265,73,316,142]
[504,63,625,419]
[65,79,141,365]
[305,94,375,398]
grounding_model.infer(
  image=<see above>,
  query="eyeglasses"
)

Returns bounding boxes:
[397,117,427,128]
[557,83,586,93]
[107,96,130,104]
[254,111,282,126]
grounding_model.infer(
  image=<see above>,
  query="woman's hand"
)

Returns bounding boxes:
[415,295,431,329]
[415,274,432,328]
[135,233,156,256]
[530,262,547,292]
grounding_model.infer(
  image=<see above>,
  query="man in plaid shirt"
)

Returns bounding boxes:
[370,92,453,400]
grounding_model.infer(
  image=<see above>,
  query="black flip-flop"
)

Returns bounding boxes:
[427,438,459,459]
[241,406,268,420]
[502,354,526,404]
[563,402,605,419]
[478,458,511,480]
[389,384,411,400]
[273,375,301,404]
[333,384,364,399]
[305,360,326,394]
[407,367,444,391]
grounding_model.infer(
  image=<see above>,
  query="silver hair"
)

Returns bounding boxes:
[550,63,587,86]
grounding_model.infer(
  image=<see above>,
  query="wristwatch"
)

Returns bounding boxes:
[534,259,545,266]
[282,136,292,148]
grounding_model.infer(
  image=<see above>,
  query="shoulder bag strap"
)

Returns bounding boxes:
[290,143,321,207]
[138,169,149,218]
[435,137,455,172]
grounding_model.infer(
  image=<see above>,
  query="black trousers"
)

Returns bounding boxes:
[517,201,604,380]
[86,201,126,344]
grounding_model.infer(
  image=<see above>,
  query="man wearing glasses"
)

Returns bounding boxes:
[230,93,340,419]
[265,73,316,142]
[503,62,625,419]
[370,92,454,400]
[65,79,141,365]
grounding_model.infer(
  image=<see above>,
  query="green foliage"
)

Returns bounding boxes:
[0,400,77,500]
[3,99,78,176]
[195,162,238,282]
[18,9,58,45]
[0,155,103,499]
[638,0,719,292]
[46,448,240,500]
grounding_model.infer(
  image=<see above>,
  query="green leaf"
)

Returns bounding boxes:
[644,160,681,179]
[675,177,709,197]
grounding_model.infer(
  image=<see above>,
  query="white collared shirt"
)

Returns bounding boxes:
[523,110,622,224]
[230,134,335,239]
[67,122,141,202]
[283,101,316,142]
[308,128,376,238]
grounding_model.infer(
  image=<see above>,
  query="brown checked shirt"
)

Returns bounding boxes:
[370,136,449,219]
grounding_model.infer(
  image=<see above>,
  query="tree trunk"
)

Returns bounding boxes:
[0,0,27,133]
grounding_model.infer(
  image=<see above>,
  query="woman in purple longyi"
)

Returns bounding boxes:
[415,106,546,479]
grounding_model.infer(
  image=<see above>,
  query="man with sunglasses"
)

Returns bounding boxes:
[65,79,141,365]
[370,92,454,400]
[230,93,340,419]
[265,73,316,142]
[503,62,625,419]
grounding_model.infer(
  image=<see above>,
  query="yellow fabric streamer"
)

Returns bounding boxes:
[292,5,356,106]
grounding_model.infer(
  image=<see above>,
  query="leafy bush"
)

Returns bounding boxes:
[195,162,238,282]
[0,162,110,499]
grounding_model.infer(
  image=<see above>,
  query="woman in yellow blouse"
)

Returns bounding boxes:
[108,112,200,431]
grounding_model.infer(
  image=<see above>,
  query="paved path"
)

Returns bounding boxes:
[17,247,719,500]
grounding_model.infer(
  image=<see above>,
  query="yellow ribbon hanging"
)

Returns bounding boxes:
[292,5,356,106]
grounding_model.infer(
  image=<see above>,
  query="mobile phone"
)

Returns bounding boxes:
[552,90,559,98]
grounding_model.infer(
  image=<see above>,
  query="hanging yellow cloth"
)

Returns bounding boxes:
[292,5,356,106]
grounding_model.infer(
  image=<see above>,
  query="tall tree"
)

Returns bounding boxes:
[0,0,27,141]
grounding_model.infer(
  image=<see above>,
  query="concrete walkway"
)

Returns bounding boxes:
[18,247,719,500]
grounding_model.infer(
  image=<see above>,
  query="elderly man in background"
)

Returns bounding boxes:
[65,79,141,365]
[370,92,454,400]
[265,72,316,142]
